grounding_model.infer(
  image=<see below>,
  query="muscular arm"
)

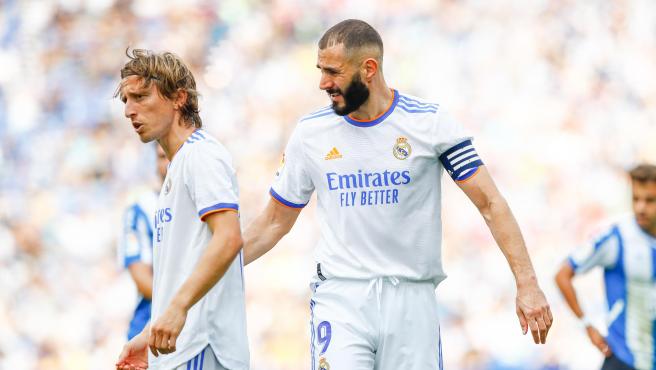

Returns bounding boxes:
[243,198,302,265]
[457,166,552,344]
[457,167,536,285]
[127,262,153,300]
[148,210,243,356]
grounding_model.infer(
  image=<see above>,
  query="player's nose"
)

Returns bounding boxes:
[124,100,136,119]
[319,73,333,91]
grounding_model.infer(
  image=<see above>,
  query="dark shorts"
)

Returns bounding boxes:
[601,354,635,370]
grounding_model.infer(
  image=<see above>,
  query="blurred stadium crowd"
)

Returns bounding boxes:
[0,0,655,369]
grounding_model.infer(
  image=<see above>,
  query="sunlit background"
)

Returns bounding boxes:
[1,0,655,369]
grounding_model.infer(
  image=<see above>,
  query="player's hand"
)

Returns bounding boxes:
[149,303,188,356]
[515,282,553,344]
[116,331,149,370]
[586,325,612,357]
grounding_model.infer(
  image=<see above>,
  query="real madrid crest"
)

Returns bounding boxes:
[164,177,172,195]
[393,136,412,160]
[318,356,330,370]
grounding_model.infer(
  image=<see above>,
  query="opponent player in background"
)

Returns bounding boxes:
[115,49,248,370]
[555,164,656,370]
[117,144,168,340]
[243,19,552,370]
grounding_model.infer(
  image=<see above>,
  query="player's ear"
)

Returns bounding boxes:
[362,58,378,82]
[173,88,188,110]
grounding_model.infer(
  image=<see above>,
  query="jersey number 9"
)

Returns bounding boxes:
[317,321,332,355]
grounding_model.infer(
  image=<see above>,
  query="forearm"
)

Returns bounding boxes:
[555,265,585,318]
[243,199,300,265]
[169,233,241,311]
[482,196,537,287]
[243,214,287,265]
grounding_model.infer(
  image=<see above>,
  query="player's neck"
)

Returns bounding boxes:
[349,84,393,121]
[158,120,196,161]
[635,218,656,239]
[646,224,656,238]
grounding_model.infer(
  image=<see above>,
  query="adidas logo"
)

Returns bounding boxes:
[324,147,343,160]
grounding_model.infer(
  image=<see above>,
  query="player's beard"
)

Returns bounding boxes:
[329,73,370,116]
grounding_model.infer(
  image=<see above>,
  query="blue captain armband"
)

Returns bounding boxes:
[439,140,484,181]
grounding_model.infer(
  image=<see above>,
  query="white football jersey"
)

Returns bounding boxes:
[568,215,656,370]
[271,90,482,285]
[151,129,249,370]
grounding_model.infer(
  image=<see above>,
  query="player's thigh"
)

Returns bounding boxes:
[173,346,227,370]
[310,280,376,370]
[375,281,442,370]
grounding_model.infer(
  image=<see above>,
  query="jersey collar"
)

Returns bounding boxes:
[344,89,398,128]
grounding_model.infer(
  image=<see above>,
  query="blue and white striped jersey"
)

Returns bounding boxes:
[271,90,483,285]
[569,215,656,369]
[117,191,157,340]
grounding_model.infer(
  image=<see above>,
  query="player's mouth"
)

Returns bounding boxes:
[329,94,342,103]
[132,122,144,134]
[327,89,342,100]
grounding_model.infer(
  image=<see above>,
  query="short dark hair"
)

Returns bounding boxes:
[629,164,656,183]
[318,19,383,60]
[116,48,202,128]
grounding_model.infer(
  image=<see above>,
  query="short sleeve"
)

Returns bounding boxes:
[118,204,150,268]
[568,225,621,274]
[184,142,240,221]
[270,125,314,208]
[434,110,483,181]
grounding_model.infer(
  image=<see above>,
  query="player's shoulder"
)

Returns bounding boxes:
[584,215,631,245]
[395,91,440,115]
[183,129,211,147]
[120,190,157,231]
[615,213,635,227]
[182,129,235,177]
[135,191,158,214]
[185,129,231,158]
[615,213,644,239]
[298,105,338,125]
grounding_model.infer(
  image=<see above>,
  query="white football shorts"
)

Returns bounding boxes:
[172,346,227,370]
[309,276,443,370]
